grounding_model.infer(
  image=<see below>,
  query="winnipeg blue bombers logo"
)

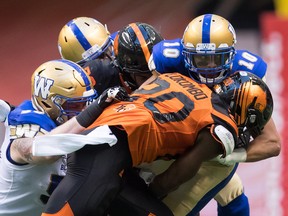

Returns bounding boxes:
[33,75,54,99]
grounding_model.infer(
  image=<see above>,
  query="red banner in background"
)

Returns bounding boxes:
[261,12,288,216]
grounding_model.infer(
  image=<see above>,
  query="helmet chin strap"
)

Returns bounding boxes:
[118,73,133,94]
[237,126,251,148]
[246,107,262,139]
[56,116,65,125]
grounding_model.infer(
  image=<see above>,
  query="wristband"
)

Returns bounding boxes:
[216,147,247,166]
[227,148,247,163]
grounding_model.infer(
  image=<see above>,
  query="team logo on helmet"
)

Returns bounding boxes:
[33,75,54,99]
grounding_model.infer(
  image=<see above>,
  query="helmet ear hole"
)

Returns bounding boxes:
[41,101,52,109]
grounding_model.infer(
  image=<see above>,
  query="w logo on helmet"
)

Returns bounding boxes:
[33,75,54,99]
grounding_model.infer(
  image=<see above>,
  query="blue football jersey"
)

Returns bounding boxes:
[8,100,57,132]
[232,50,267,78]
[152,38,187,74]
[151,38,267,79]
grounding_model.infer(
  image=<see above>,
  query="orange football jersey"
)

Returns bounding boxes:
[87,73,238,165]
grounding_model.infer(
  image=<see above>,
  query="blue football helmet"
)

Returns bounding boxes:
[182,14,237,85]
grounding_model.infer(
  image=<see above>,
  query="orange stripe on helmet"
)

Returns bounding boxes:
[113,33,119,56]
[234,84,241,125]
[129,23,151,63]
[239,81,252,126]
[41,202,74,216]
[241,82,249,125]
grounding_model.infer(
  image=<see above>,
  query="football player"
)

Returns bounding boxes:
[0,59,97,216]
[147,13,280,216]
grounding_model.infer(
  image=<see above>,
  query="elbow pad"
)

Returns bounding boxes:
[213,125,235,157]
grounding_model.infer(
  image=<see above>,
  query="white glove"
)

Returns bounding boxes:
[107,86,132,102]
[216,147,247,166]
[0,100,11,122]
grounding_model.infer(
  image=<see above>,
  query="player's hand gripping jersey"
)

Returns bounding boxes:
[87,72,238,166]
[150,38,267,79]
[0,100,66,216]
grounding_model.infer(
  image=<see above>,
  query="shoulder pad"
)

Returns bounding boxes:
[8,100,56,132]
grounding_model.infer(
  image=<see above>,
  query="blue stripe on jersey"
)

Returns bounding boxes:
[56,59,92,91]
[202,14,212,43]
[67,20,92,51]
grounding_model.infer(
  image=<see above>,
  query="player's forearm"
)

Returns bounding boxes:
[245,118,281,162]
[246,136,280,162]
[49,117,85,135]
[11,138,60,164]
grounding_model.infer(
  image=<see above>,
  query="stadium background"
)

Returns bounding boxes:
[0,0,287,215]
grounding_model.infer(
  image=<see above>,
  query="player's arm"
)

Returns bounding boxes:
[31,86,131,157]
[149,127,224,198]
[217,117,281,165]
[10,137,60,164]
[245,117,281,162]
[49,86,131,135]
[49,117,84,135]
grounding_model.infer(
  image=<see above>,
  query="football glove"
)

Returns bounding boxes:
[97,86,132,109]
[76,86,131,127]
